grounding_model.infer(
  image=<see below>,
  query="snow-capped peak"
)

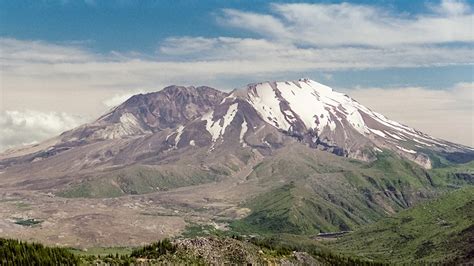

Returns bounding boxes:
[243,79,364,134]
[11,79,470,171]
[228,78,467,168]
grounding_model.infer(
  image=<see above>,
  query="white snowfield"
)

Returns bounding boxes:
[247,82,291,130]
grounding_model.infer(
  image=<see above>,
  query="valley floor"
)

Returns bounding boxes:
[0,159,264,247]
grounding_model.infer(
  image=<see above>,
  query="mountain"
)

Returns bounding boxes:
[0,79,472,248]
[63,85,226,141]
[167,79,473,167]
[2,79,471,169]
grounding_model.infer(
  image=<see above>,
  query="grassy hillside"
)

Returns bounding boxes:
[331,186,474,263]
[428,160,474,188]
[231,182,361,234]
[55,148,254,198]
[230,145,473,235]
[57,164,227,198]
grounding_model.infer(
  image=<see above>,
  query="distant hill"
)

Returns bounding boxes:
[331,186,474,264]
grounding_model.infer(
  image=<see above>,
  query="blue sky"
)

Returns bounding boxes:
[0,0,473,149]
[1,0,473,88]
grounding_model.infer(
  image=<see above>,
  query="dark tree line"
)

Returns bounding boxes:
[1,236,385,265]
[0,238,79,265]
[130,238,177,259]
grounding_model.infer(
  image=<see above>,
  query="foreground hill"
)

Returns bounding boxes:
[0,236,378,265]
[331,186,474,263]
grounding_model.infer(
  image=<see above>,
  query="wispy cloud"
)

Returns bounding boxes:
[220,0,473,46]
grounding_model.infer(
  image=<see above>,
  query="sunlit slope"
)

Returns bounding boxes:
[331,186,474,263]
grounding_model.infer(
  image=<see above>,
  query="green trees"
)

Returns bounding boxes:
[130,239,176,259]
[0,238,79,265]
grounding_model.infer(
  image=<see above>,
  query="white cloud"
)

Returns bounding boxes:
[430,0,471,16]
[158,36,473,68]
[221,1,473,46]
[343,82,474,147]
[219,9,289,39]
[0,38,94,63]
[0,110,87,151]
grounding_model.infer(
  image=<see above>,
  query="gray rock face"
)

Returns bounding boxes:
[61,85,228,142]
[103,85,227,130]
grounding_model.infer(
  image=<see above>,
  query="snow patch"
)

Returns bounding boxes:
[396,145,417,154]
[247,83,290,130]
[369,129,387,138]
[385,131,404,141]
[412,138,432,146]
[174,125,185,148]
[240,118,248,147]
[220,94,236,104]
[202,103,239,142]
[346,110,368,135]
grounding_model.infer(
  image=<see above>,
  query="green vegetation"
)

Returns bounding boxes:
[0,238,79,265]
[247,235,385,265]
[14,218,42,227]
[38,146,473,264]
[69,246,132,256]
[428,160,474,188]
[15,202,31,210]
[331,186,474,263]
[130,239,176,259]
[0,236,384,265]
[231,182,358,235]
[57,164,228,198]
[421,148,474,168]
[181,223,226,238]
[231,147,474,236]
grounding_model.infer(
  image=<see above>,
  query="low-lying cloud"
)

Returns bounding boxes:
[0,110,87,151]
[344,82,474,147]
